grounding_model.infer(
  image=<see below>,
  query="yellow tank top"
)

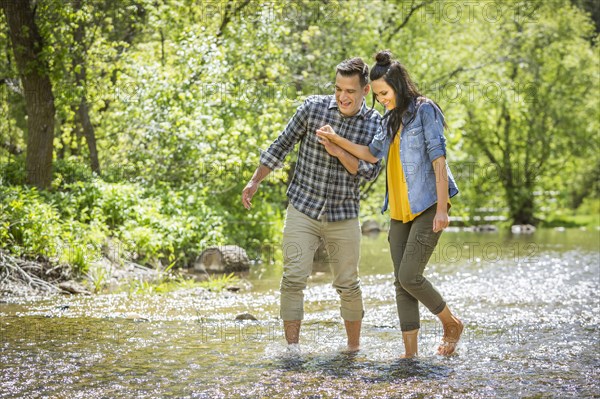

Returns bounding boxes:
[387,133,422,222]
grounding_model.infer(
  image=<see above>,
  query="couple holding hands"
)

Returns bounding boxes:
[242,51,463,358]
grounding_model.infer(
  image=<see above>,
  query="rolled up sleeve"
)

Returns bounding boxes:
[356,159,382,181]
[420,103,447,163]
[367,125,390,161]
[260,99,310,170]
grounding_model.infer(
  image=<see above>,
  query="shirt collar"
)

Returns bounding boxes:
[401,97,419,124]
[328,96,370,119]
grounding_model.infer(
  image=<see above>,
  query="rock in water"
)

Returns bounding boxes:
[361,219,382,235]
[195,245,250,273]
[474,224,498,232]
[235,313,257,321]
[511,224,536,234]
[58,280,91,295]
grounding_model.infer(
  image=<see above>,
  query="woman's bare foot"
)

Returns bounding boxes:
[437,317,463,356]
[401,329,419,358]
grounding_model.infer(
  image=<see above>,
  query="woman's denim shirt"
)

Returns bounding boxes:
[368,97,459,215]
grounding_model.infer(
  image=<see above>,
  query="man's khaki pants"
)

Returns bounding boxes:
[280,204,364,321]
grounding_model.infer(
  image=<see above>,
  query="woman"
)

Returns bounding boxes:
[316,50,463,358]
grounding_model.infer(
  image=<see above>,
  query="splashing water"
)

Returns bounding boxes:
[1,228,598,398]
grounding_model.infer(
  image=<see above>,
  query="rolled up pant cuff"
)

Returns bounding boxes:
[400,323,421,332]
[431,301,446,316]
[280,308,304,321]
[340,308,364,321]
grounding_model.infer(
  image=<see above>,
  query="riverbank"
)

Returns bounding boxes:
[2,224,598,299]
[0,248,244,299]
[0,250,157,297]
[1,228,598,398]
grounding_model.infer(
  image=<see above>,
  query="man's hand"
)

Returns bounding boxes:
[242,165,272,210]
[242,180,259,210]
[316,124,340,143]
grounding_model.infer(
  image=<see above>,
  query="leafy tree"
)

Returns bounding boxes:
[0,0,598,271]
[455,0,599,224]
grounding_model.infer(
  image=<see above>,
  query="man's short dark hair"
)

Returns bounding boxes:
[336,57,369,87]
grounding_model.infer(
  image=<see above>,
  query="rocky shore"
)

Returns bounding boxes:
[0,250,159,297]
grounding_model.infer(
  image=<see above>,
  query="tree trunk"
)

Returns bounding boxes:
[2,0,55,189]
[77,98,100,174]
[73,0,100,175]
[507,189,536,225]
[503,172,538,225]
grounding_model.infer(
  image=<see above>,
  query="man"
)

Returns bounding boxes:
[241,58,381,351]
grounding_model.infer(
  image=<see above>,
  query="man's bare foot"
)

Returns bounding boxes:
[344,320,361,353]
[437,317,463,356]
[284,320,301,345]
[345,345,360,353]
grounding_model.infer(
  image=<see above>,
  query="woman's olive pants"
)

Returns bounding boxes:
[388,205,446,331]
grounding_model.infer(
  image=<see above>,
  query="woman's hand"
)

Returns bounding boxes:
[433,211,449,233]
[317,125,378,163]
[316,124,340,143]
[316,136,342,158]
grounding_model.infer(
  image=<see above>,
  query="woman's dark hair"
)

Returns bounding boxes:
[370,50,445,139]
[336,57,369,87]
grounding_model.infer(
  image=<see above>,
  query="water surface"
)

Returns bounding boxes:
[1,228,599,398]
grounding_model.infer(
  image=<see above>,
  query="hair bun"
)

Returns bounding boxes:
[375,50,392,66]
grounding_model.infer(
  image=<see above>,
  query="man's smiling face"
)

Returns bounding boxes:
[335,73,370,117]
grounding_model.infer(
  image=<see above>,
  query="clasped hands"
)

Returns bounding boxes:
[316,125,342,157]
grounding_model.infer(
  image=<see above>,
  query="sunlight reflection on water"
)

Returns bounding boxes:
[1,229,598,398]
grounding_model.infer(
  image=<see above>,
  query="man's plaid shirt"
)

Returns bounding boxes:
[260,95,382,222]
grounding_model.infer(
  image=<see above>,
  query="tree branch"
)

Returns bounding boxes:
[384,0,433,43]
[0,141,23,155]
[185,0,251,89]
[360,171,383,200]
[0,77,23,95]
[427,58,511,87]
[217,0,251,38]
[466,108,499,166]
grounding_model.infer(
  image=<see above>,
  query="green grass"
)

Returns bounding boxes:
[197,273,239,292]
[539,213,600,228]
[123,271,240,295]
[537,198,599,228]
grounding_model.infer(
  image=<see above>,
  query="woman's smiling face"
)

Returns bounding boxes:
[371,78,396,110]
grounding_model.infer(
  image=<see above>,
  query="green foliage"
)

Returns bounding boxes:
[197,273,239,292]
[539,197,600,227]
[147,272,239,294]
[123,270,240,295]
[0,164,227,271]
[577,197,600,217]
[0,156,27,186]
[0,184,105,271]
[0,185,62,258]
[52,179,226,267]
[1,0,599,281]
[53,157,94,186]
[86,264,110,294]
[441,0,599,224]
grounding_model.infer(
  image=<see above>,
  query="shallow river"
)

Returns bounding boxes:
[1,228,599,398]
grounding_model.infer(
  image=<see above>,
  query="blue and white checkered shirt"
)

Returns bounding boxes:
[260,95,382,221]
